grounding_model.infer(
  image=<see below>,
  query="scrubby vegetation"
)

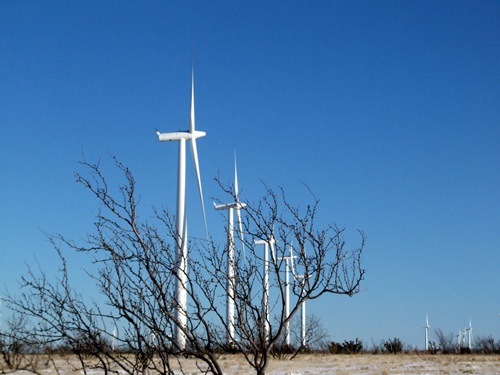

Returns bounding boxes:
[328,338,363,354]
[2,330,500,374]
[382,337,404,354]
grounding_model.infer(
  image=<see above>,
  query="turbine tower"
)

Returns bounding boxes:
[424,314,430,351]
[111,325,117,351]
[254,236,275,343]
[290,244,307,347]
[466,319,473,350]
[457,329,463,349]
[214,152,246,345]
[278,243,296,346]
[156,69,207,350]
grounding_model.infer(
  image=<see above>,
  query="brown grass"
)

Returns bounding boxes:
[2,353,499,374]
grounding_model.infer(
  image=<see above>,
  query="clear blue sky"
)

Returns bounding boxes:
[1,1,499,348]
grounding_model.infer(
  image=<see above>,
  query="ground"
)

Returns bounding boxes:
[3,354,500,374]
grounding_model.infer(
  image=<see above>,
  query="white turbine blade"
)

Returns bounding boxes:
[188,69,208,239]
[234,150,240,201]
[289,242,298,278]
[190,69,195,134]
[269,236,276,262]
[234,150,246,254]
[191,137,208,239]
[236,208,246,261]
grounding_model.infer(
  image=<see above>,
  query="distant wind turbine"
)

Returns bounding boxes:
[278,243,296,346]
[466,320,473,350]
[457,329,465,349]
[111,325,117,351]
[424,315,430,351]
[290,244,308,347]
[156,69,207,350]
[214,152,247,345]
[254,235,275,343]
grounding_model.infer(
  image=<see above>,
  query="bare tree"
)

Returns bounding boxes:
[4,158,365,375]
[283,313,330,358]
[0,313,43,373]
[209,179,366,374]
[475,335,500,354]
[434,328,457,354]
[6,158,225,374]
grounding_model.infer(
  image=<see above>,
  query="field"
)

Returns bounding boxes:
[4,354,500,374]
[261,354,500,374]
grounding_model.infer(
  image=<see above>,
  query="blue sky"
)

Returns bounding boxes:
[1,1,499,348]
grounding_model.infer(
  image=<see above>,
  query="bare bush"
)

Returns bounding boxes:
[0,314,47,374]
[475,335,500,354]
[329,338,363,354]
[434,329,457,354]
[383,337,404,354]
[4,157,366,375]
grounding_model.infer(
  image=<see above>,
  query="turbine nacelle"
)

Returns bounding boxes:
[156,130,206,142]
[214,201,247,210]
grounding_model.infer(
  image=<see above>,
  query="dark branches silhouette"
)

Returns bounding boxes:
[3,158,365,375]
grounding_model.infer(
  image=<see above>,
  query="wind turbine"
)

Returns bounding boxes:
[156,69,207,350]
[456,329,464,349]
[111,325,117,351]
[290,244,308,347]
[278,243,296,346]
[424,314,430,351]
[466,320,473,350]
[214,152,247,345]
[254,235,275,343]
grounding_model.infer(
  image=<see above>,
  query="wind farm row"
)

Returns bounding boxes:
[154,69,310,350]
[152,70,498,354]
[424,315,474,352]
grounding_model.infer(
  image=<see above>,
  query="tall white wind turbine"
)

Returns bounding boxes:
[424,314,430,351]
[156,69,207,350]
[214,152,246,345]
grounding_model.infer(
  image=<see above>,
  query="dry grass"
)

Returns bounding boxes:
[2,353,500,374]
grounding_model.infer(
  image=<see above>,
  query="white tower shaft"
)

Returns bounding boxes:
[278,250,295,346]
[424,315,429,351]
[174,138,188,349]
[301,288,306,347]
[255,239,271,342]
[263,241,270,341]
[284,259,290,345]
[226,208,235,344]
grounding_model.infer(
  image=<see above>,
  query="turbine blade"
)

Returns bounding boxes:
[269,237,276,262]
[236,208,246,260]
[188,69,208,239]
[234,150,239,201]
[191,137,208,239]
[190,69,195,134]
